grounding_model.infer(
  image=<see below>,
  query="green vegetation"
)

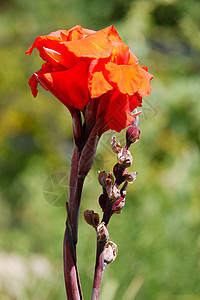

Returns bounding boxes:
[0,0,200,299]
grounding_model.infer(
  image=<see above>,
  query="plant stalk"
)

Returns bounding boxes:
[91,241,105,300]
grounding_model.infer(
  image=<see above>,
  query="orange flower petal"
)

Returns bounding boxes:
[42,46,77,69]
[104,92,135,132]
[25,30,69,56]
[137,66,153,97]
[105,62,143,95]
[36,61,89,110]
[88,59,113,98]
[93,91,143,134]
[128,50,139,65]
[64,31,112,58]
[111,42,130,65]
[28,63,52,98]
[98,25,122,44]
[68,25,96,41]
[129,93,142,111]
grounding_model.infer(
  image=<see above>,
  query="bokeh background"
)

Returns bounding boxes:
[0,0,200,299]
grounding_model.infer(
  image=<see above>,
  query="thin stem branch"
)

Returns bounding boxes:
[91,241,105,300]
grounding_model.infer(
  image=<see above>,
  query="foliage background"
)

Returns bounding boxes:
[0,0,200,299]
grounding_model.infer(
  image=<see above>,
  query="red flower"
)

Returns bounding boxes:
[26,25,153,136]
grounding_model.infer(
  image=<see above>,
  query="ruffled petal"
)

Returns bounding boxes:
[88,59,113,98]
[36,61,89,110]
[137,66,153,97]
[42,46,77,69]
[104,92,142,132]
[68,25,96,41]
[63,31,112,58]
[93,91,142,135]
[129,93,143,111]
[28,63,52,98]
[27,40,77,69]
[105,62,143,95]
[111,42,130,65]
[128,50,139,65]
[25,30,69,56]
[98,25,122,44]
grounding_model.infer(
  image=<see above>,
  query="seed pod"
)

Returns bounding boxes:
[107,185,121,201]
[104,241,118,267]
[98,171,107,188]
[126,126,141,144]
[84,210,99,228]
[98,193,108,211]
[97,222,109,243]
[111,136,122,153]
[123,171,138,183]
[118,150,133,168]
[112,197,125,214]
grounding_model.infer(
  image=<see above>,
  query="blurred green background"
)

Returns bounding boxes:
[0,0,200,299]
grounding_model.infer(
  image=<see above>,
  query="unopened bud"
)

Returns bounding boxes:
[118,150,133,168]
[111,136,122,153]
[123,171,138,183]
[104,241,118,267]
[97,222,109,243]
[107,185,121,201]
[126,126,141,144]
[98,171,107,188]
[112,197,125,213]
[120,181,128,198]
[105,177,114,198]
[106,171,115,183]
[84,210,99,228]
[98,193,108,211]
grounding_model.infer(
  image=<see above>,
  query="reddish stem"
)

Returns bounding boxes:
[91,201,113,300]
[63,220,83,300]
[63,136,99,300]
[63,146,83,300]
[91,241,105,300]
[69,176,85,246]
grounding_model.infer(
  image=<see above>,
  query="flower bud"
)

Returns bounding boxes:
[126,126,141,144]
[112,197,125,214]
[107,171,115,183]
[98,193,108,211]
[97,222,109,243]
[120,181,128,198]
[107,185,121,201]
[98,171,107,188]
[118,150,133,168]
[111,136,122,153]
[123,171,138,183]
[105,181,112,197]
[104,241,118,267]
[84,210,99,228]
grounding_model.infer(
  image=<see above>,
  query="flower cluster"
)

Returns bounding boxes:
[84,121,140,273]
[26,25,153,136]
[98,134,138,215]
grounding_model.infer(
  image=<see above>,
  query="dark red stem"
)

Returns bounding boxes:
[63,136,99,300]
[91,241,105,300]
[91,201,113,300]
[63,146,83,300]
[69,176,85,246]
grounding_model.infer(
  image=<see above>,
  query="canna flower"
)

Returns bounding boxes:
[26,25,153,136]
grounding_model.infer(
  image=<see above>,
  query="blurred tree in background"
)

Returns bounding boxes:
[0,0,200,299]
